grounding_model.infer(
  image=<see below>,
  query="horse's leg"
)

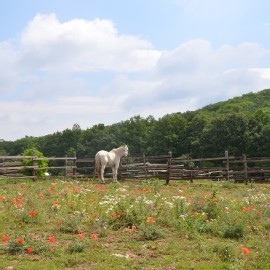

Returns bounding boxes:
[112,165,118,182]
[100,164,106,183]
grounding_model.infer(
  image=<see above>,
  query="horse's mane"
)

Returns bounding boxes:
[110,145,127,153]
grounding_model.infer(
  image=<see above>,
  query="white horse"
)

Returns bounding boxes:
[95,145,128,183]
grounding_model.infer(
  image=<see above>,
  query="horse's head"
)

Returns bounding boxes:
[123,145,128,156]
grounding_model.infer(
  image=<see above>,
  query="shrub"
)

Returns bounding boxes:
[222,223,244,240]
[21,147,48,177]
[213,243,235,262]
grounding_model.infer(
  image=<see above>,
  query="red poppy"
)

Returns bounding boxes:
[78,233,83,239]
[91,233,97,240]
[111,213,115,217]
[27,247,33,253]
[0,197,6,201]
[29,211,37,216]
[17,238,24,243]
[2,236,8,242]
[146,217,156,223]
[49,236,55,243]
[242,247,251,254]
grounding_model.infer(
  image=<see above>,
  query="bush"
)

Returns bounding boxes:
[21,147,48,177]
[223,223,244,240]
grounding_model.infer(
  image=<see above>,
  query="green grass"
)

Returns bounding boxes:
[1,178,270,269]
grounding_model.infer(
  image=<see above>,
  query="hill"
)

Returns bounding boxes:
[1,88,270,158]
[200,88,270,114]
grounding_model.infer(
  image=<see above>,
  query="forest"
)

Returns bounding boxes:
[1,89,270,159]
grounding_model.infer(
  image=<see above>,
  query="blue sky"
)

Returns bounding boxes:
[1,0,270,141]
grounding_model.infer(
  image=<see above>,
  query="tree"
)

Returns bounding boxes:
[72,123,81,131]
[21,147,48,177]
[199,113,250,156]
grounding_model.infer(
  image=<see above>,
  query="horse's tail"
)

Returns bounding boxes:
[94,153,101,178]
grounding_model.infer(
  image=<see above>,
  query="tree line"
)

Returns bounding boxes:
[1,89,270,159]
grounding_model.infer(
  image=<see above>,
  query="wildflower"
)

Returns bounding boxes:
[127,226,136,233]
[0,197,6,201]
[17,196,23,202]
[2,236,8,242]
[146,217,156,223]
[91,233,97,240]
[27,247,33,253]
[17,238,24,243]
[242,247,250,254]
[49,236,55,243]
[78,233,83,239]
[29,211,37,216]
[53,201,59,205]
[88,198,94,203]
[111,213,115,217]
[191,211,199,217]
[39,194,45,199]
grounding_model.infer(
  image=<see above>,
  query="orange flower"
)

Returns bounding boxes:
[2,236,8,242]
[49,236,55,243]
[78,233,83,239]
[88,198,94,203]
[146,217,156,223]
[242,247,250,254]
[29,211,37,216]
[27,247,33,253]
[17,238,24,243]
[91,233,97,240]
[111,213,115,217]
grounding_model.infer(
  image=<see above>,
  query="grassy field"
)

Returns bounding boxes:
[0,178,270,270]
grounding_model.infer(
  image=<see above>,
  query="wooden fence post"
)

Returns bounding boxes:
[143,153,148,179]
[65,155,68,177]
[243,154,248,184]
[166,151,172,185]
[73,151,77,179]
[32,150,36,180]
[225,150,230,180]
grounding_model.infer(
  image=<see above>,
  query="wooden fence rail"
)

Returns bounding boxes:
[0,152,270,183]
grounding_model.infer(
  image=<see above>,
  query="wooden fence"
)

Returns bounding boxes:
[1,152,270,184]
[0,155,77,179]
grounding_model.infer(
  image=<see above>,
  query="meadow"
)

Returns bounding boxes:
[0,178,270,270]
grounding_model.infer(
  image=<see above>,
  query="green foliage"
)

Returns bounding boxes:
[2,88,270,159]
[1,179,270,269]
[140,222,165,240]
[21,147,48,177]
[222,223,244,240]
[213,243,235,262]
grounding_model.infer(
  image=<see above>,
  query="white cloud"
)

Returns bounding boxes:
[20,14,161,72]
[0,42,22,94]
[1,14,270,141]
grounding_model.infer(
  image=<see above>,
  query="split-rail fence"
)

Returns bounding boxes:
[0,152,269,184]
